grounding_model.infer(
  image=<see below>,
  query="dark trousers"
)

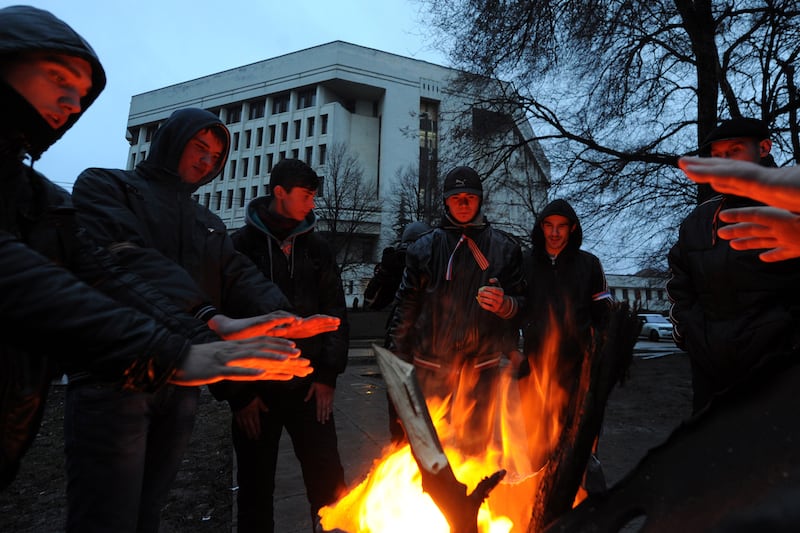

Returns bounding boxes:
[233,385,346,533]
[64,382,199,533]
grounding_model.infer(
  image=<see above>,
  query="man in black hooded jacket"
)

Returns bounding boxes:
[521,198,613,495]
[0,5,310,496]
[70,109,339,532]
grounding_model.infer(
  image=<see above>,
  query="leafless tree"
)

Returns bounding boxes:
[421,0,800,270]
[315,142,383,275]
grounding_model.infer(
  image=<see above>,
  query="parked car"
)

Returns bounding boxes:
[638,313,673,342]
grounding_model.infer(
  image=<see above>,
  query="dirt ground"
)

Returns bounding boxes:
[0,352,692,532]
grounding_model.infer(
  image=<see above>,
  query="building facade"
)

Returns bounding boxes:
[125,41,550,305]
[606,274,670,314]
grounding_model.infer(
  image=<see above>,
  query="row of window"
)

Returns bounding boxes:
[194,185,266,211]
[615,288,665,301]
[223,144,327,180]
[223,88,317,125]
[229,114,329,151]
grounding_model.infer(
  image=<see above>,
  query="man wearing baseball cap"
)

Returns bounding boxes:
[668,117,800,413]
[388,165,526,454]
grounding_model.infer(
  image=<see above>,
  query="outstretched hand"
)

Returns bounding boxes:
[169,337,312,386]
[208,311,300,340]
[267,313,341,339]
[678,157,800,212]
[718,206,800,262]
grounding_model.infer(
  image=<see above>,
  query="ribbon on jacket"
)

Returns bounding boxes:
[446,233,489,280]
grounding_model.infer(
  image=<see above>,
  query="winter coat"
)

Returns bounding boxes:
[667,193,800,394]
[72,108,291,322]
[388,214,525,369]
[225,196,348,406]
[522,199,612,366]
[0,6,197,490]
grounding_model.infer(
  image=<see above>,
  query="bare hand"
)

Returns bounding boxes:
[234,396,269,440]
[678,157,800,212]
[305,382,335,424]
[718,206,800,262]
[267,314,341,339]
[208,312,300,340]
[169,338,312,386]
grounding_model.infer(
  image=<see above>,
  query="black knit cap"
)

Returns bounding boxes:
[702,117,770,148]
[442,166,483,199]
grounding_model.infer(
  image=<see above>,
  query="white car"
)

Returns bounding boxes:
[638,314,673,342]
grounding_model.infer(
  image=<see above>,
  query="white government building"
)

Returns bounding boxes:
[124,41,551,305]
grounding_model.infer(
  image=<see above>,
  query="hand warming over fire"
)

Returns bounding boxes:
[208,311,299,339]
[234,396,269,439]
[678,157,800,212]
[717,206,800,262]
[169,338,312,386]
[477,278,518,319]
[306,382,335,423]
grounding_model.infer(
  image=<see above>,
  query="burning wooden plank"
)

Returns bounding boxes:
[374,345,507,533]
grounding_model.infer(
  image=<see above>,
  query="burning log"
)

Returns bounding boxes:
[374,345,507,533]
[528,302,640,531]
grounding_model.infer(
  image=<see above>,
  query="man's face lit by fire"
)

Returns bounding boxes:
[445,193,481,224]
[542,214,574,256]
[710,137,771,163]
[178,129,224,184]
[0,52,93,130]
[273,185,317,222]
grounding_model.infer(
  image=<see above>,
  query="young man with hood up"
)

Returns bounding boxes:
[0,6,311,496]
[227,158,348,533]
[388,165,526,454]
[70,111,340,532]
[521,198,613,494]
[667,117,800,415]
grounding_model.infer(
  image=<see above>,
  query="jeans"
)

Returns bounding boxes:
[233,384,346,533]
[64,381,199,533]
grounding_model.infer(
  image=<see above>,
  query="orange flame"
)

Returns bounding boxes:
[321,315,570,532]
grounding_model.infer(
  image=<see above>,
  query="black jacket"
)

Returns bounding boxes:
[667,193,800,392]
[0,6,197,490]
[227,196,348,405]
[388,214,525,368]
[72,108,291,322]
[522,199,612,363]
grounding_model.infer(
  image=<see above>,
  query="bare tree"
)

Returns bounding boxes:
[421,0,800,270]
[315,143,383,276]
[387,163,445,237]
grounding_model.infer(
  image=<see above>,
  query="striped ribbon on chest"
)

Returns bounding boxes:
[446,233,489,280]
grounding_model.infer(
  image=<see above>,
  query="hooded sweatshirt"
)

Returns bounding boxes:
[73,108,291,321]
[0,6,197,489]
[229,195,349,396]
[522,199,612,366]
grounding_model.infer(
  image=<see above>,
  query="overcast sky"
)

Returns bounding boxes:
[7,0,446,190]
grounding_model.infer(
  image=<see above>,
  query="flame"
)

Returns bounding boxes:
[321,314,571,532]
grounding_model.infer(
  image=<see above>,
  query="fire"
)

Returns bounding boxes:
[320,321,572,533]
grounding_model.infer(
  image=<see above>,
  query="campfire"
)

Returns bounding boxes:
[319,329,573,533]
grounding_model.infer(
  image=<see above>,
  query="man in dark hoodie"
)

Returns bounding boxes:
[388,165,526,454]
[0,5,311,496]
[229,158,348,533]
[70,112,340,532]
[667,117,800,414]
[521,198,613,494]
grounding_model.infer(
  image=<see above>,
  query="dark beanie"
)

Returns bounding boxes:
[702,117,770,148]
